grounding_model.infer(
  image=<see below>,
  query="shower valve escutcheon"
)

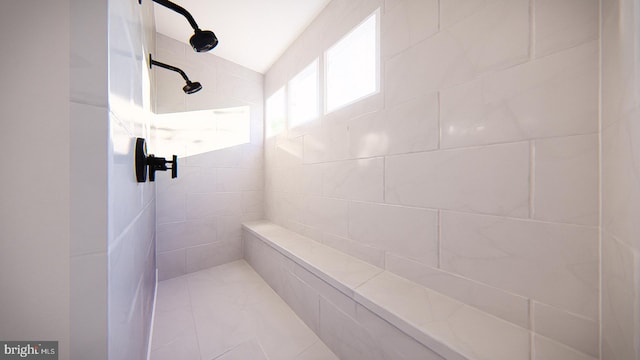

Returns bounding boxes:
[135,137,178,183]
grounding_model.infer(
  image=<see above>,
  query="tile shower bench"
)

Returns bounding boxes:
[242,221,531,360]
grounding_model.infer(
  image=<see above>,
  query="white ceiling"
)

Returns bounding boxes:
[154,0,332,74]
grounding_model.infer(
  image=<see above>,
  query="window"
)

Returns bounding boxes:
[153,106,251,157]
[325,10,379,113]
[288,59,319,128]
[266,87,286,137]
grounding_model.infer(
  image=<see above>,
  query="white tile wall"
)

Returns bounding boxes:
[385,254,530,328]
[533,134,599,226]
[440,211,598,319]
[602,0,640,358]
[70,0,108,107]
[381,0,439,59]
[534,0,599,58]
[532,301,599,357]
[601,233,639,360]
[348,202,438,266]
[443,0,530,73]
[70,253,108,358]
[264,0,602,356]
[0,1,77,358]
[385,142,530,217]
[602,118,640,251]
[66,0,158,358]
[300,196,349,238]
[533,335,597,360]
[440,42,598,149]
[155,34,264,280]
[322,158,384,202]
[106,0,157,357]
[385,31,475,106]
[349,94,439,158]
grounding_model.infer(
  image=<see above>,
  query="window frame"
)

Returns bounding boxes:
[324,8,380,114]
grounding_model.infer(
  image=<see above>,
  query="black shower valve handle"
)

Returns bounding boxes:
[135,138,178,183]
[147,154,178,182]
[171,155,178,179]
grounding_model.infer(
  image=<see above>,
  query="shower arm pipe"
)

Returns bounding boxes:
[149,54,191,82]
[152,0,200,31]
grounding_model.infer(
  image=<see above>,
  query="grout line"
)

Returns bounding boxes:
[529,300,535,359]
[597,0,603,358]
[302,133,599,166]
[529,299,535,330]
[529,0,536,61]
[437,0,442,31]
[437,209,442,269]
[145,269,159,360]
[529,141,536,219]
[437,91,442,150]
[382,156,387,203]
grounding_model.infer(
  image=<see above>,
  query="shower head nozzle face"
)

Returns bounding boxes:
[190,30,219,52]
[183,81,202,94]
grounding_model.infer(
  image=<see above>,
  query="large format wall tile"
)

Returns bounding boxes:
[533,335,597,360]
[322,233,386,268]
[354,304,445,360]
[71,0,108,107]
[322,158,384,202]
[263,1,603,357]
[601,0,639,129]
[300,196,349,238]
[348,202,438,266]
[385,31,475,107]
[70,103,109,256]
[185,240,242,273]
[304,122,350,164]
[440,211,599,319]
[106,1,157,358]
[602,118,640,251]
[440,42,598,149]
[535,0,598,58]
[601,0,640,355]
[534,134,599,226]
[71,253,108,358]
[385,254,530,328]
[186,193,243,219]
[601,232,639,360]
[319,297,386,360]
[385,142,530,217]
[532,301,599,357]
[443,0,529,73]
[349,94,439,158]
[440,0,507,29]
[381,0,439,59]
[158,249,186,281]
[155,34,265,280]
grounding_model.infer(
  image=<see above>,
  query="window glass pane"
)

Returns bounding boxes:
[326,10,379,113]
[152,106,250,157]
[266,87,286,137]
[288,59,319,127]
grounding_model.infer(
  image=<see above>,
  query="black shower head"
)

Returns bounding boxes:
[153,0,218,53]
[149,54,203,95]
[190,29,219,53]
[183,81,202,94]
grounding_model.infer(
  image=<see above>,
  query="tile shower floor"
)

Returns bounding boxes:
[150,260,338,360]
